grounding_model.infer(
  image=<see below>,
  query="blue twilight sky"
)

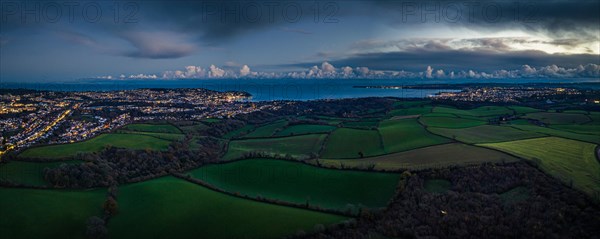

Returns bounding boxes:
[0,0,599,82]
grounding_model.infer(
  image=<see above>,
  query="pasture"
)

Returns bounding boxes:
[321,128,385,159]
[510,124,600,144]
[480,137,600,196]
[275,124,337,136]
[427,125,544,143]
[223,134,327,160]
[419,115,487,128]
[524,112,591,124]
[0,160,80,186]
[19,133,172,159]
[108,176,346,239]
[316,143,519,170]
[123,123,182,134]
[0,187,105,239]
[378,118,450,153]
[189,159,400,211]
[242,120,288,138]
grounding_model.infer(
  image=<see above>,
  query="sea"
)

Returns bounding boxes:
[1,78,599,101]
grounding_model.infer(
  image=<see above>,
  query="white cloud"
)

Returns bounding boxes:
[239,65,252,77]
[425,66,433,78]
[321,62,336,73]
[209,65,225,78]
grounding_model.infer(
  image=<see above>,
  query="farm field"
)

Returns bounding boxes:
[188,159,400,210]
[18,133,172,159]
[118,130,185,141]
[0,160,80,186]
[317,143,519,170]
[321,128,385,159]
[419,115,487,128]
[509,124,600,144]
[549,124,600,136]
[427,125,544,143]
[341,120,379,129]
[223,134,327,160]
[507,106,543,114]
[123,123,182,134]
[275,124,337,136]
[378,118,451,153]
[0,187,105,239]
[480,137,600,196]
[432,106,513,117]
[222,124,255,139]
[108,176,346,239]
[523,112,591,124]
[242,120,287,138]
[387,106,433,116]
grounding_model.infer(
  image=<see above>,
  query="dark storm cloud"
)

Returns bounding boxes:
[288,49,600,72]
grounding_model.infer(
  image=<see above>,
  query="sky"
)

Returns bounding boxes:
[0,0,599,82]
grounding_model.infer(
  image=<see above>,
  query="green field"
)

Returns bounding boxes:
[419,115,488,128]
[189,159,400,210]
[321,128,385,159]
[432,106,513,117]
[549,124,600,136]
[222,125,255,139]
[378,118,451,153]
[19,133,172,159]
[0,161,80,186]
[317,143,519,170]
[427,125,544,143]
[480,137,600,196]
[242,120,288,138]
[223,134,327,160]
[119,130,185,141]
[108,176,346,239]
[510,124,600,144]
[341,120,380,129]
[507,106,543,114]
[123,123,182,134]
[275,124,337,136]
[524,112,591,124]
[0,187,105,239]
[388,106,433,116]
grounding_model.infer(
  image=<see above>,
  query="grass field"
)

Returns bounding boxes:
[341,120,379,129]
[524,112,591,124]
[419,115,488,128]
[0,161,80,186]
[549,124,600,136]
[510,124,600,144]
[108,176,346,239]
[275,124,337,136]
[480,137,600,196]
[19,133,172,159]
[317,143,519,170]
[223,134,327,160]
[388,106,432,116]
[321,128,385,159]
[507,106,543,114]
[189,159,400,211]
[123,123,182,134]
[222,124,255,139]
[178,123,209,134]
[242,120,288,138]
[0,187,105,239]
[118,130,185,141]
[378,118,450,153]
[427,125,544,143]
[433,106,513,117]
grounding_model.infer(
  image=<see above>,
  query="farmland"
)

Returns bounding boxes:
[523,112,591,124]
[378,118,450,153]
[242,120,287,138]
[419,115,487,128]
[321,128,385,159]
[18,133,172,159]
[124,123,182,134]
[0,160,80,186]
[480,137,600,196]
[427,125,544,143]
[108,176,346,239]
[188,159,400,210]
[275,124,337,136]
[223,134,327,160]
[316,143,519,170]
[0,187,105,239]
